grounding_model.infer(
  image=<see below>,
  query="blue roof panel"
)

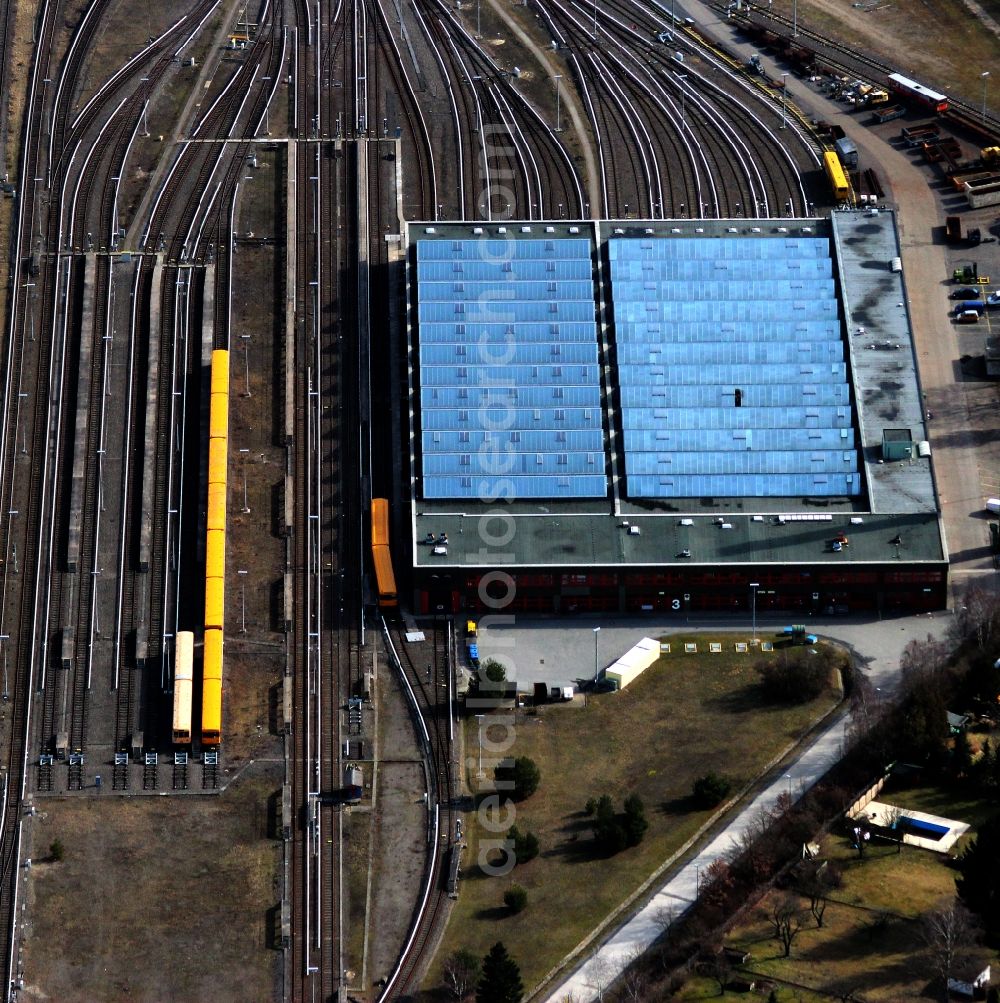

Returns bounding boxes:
[416,237,607,500]
[609,235,859,499]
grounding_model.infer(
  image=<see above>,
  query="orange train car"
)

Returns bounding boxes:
[370,498,397,607]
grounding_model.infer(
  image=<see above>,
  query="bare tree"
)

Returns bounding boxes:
[584,955,614,1003]
[921,901,979,1003]
[882,804,904,854]
[797,860,840,929]
[950,585,1000,650]
[768,895,806,957]
[698,944,731,996]
[618,947,650,1003]
[443,948,480,1001]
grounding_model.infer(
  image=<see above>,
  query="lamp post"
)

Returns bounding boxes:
[780,73,788,129]
[554,75,563,132]
[982,71,991,126]
[592,626,601,685]
[262,76,272,135]
[750,582,759,645]
[792,0,798,36]
[675,72,688,127]
[238,569,248,634]
[475,714,485,778]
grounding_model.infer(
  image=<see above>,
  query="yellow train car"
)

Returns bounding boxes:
[207,482,227,531]
[202,628,223,746]
[172,631,194,745]
[205,576,225,631]
[211,349,230,397]
[206,528,226,580]
[371,498,390,548]
[824,151,850,201]
[208,436,228,487]
[203,627,223,680]
[210,391,229,440]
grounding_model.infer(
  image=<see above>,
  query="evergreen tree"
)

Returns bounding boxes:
[477,942,524,1003]
[493,757,541,802]
[622,794,649,847]
[506,825,539,864]
[953,730,974,779]
[956,813,1000,934]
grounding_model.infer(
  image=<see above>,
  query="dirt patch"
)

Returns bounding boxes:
[19,766,282,1003]
[770,0,1000,112]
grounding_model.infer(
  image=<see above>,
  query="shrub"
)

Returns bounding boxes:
[507,825,539,864]
[49,839,64,863]
[622,794,649,847]
[482,659,507,685]
[503,885,528,914]
[692,772,732,809]
[493,757,540,802]
[757,649,833,704]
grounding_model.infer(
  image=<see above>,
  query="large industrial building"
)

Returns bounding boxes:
[402,212,948,617]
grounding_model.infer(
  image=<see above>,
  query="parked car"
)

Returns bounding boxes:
[956,309,981,324]
[950,287,982,300]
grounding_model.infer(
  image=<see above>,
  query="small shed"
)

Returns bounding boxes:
[947,710,970,734]
[882,428,914,461]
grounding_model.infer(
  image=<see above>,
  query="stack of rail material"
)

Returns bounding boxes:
[202,349,229,746]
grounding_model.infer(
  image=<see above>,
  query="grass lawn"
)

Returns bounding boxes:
[432,635,842,989]
[716,781,1000,1001]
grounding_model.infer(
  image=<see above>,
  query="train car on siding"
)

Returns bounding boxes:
[372,544,398,608]
[206,528,226,580]
[370,498,398,607]
[887,73,947,113]
[371,497,390,548]
[210,392,230,440]
[210,348,230,397]
[824,151,850,201]
[172,631,194,745]
[207,482,227,532]
[208,436,228,487]
[205,576,225,631]
[202,628,224,746]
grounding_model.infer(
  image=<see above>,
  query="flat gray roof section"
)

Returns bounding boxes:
[412,509,945,567]
[406,218,947,575]
[830,210,938,514]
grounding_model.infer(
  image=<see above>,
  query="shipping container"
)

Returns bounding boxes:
[604,637,660,690]
[834,136,858,169]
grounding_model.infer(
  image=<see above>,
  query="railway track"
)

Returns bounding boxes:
[381,619,454,998]
[723,3,1000,142]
